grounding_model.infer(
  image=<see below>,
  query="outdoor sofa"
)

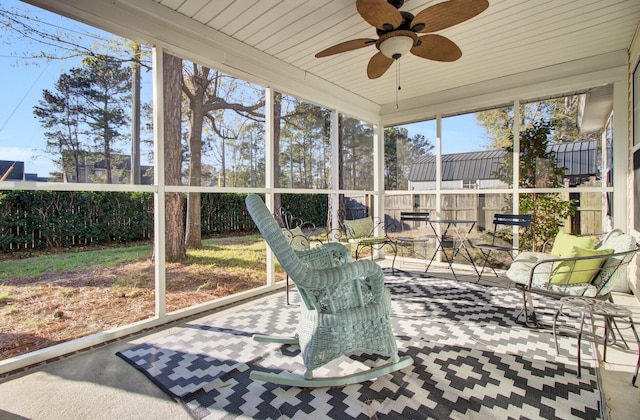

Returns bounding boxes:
[505,229,639,326]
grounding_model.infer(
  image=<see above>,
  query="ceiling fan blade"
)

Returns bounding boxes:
[315,38,376,58]
[356,0,403,31]
[367,51,394,79]
[410,0,489,33]
[411,34,462,62]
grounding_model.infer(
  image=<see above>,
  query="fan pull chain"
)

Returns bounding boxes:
[395,59,401,109]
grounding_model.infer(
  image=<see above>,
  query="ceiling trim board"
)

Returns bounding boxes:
[382,63,627,126]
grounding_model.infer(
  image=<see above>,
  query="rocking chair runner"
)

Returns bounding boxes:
[245,194,412,387]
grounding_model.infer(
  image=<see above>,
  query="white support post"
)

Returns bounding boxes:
[601,124,613,232]
[331,110,340,237]
[152,47,166,318]
[373,120,385,237]
[512,99,521,249]
[435,114,442,263]
[264,86,276,286]
[612,79,630,293]
[612,80,629,232]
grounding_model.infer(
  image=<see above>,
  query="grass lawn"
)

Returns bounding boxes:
[0,234,277,361]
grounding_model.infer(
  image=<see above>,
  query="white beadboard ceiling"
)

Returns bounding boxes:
[151,0,639,113]
[35,0,640,123]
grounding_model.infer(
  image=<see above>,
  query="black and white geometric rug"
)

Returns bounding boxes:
[117,272,604,419]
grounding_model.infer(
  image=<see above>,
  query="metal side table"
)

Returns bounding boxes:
[395,236,430,271]
[553,296,640,385]
[425,219,479,280]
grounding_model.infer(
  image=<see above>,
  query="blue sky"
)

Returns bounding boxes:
[0,59,63,176]
[0,0,105,176]
[0,0,156,177]
[404,114,489,154]
[0,0,487,178]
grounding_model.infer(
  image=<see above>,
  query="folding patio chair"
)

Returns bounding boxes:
[394,212,430,271]
[474,214,532,279]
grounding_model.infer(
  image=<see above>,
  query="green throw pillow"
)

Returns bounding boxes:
[549,246,614,285]
[344,217,373,240]
[550,230,597,257]
[283,226,309,250]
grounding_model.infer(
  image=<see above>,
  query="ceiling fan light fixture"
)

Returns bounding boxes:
[316,0,489,79]
[379,35,414,59]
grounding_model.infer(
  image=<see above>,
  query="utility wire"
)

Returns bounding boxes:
[0,61,50,136]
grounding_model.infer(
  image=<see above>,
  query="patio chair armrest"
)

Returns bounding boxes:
[382,219,400,237]
[525,249,630,289]
[350,236,394,245]
[525,257,557,288]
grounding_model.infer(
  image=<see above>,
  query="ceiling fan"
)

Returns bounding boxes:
[315,0,489,79]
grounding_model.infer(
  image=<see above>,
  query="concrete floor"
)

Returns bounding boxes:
[598,291,640,419]
[0,337,191,420]
[0,264,638,420]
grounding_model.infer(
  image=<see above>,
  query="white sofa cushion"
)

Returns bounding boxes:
[506,251,598,297]
[593,229,637,293]
[506,252,555,288]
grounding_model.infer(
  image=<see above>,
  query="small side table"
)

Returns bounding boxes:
[395,237,430,271]
[553,296,640,385]
[426,219,479,280]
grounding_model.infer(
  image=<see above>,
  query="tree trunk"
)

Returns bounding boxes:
[104,114,112,184]
[185,103,204,248]
[163,52,185,262]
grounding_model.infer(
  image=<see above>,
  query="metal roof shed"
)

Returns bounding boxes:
[408,140,599,189]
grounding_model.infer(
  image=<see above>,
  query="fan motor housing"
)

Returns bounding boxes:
[387,0,405,9]
[376,11,415,37]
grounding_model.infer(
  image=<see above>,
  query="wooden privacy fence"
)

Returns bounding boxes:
[0,191,155,251]
[385,192,602,234]
[199,193,258,234]
[385,193,503,231]
[0,190,603,253]
[570,179,605,234]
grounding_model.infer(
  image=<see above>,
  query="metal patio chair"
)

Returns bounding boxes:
[342,215,398,272]
[275,206,323,305]
[474,213,532,279]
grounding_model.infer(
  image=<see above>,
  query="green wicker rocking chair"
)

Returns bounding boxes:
[245,194,412,387]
